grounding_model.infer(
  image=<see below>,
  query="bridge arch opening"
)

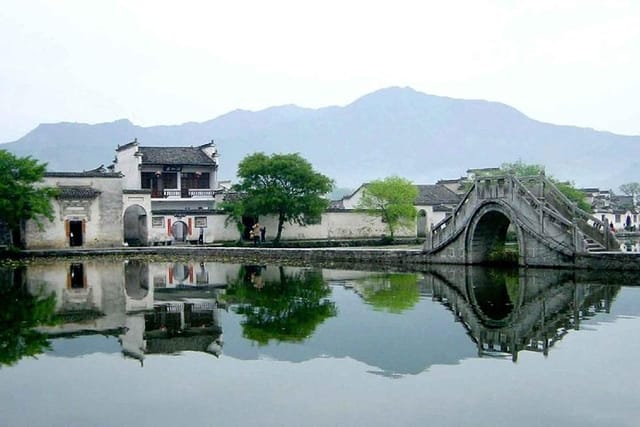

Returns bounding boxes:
[466,205,520,266]
[468,268,522,326]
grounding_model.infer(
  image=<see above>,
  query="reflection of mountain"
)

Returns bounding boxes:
[223,267,622,375]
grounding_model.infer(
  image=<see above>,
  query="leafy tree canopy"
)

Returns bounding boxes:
[0,267,58,366]
[227,266,336,344]
[232,153,334,242]
[357,176,418,239]
[0,150,57,246]
[356,273,420,314]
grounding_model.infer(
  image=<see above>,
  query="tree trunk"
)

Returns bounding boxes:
[275,212,285,243]
[11,224,24,249]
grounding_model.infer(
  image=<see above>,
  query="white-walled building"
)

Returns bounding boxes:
[24,140,466,247]
[113,139,223,245]
[581,187,639,232]
[333,183,461,238]
[25,169,124,249]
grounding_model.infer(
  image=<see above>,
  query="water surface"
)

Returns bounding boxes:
[1,258,639,427]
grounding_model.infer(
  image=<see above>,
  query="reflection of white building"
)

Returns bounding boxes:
[29,259,231,363]
[28,260,127,332]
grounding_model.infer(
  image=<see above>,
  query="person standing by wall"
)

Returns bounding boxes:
[252,223,261,245]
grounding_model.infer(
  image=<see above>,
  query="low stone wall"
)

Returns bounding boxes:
[574,251,640,271]
[15,245,640,271]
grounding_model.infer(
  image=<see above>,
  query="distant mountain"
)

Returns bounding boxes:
[2,86,639,189]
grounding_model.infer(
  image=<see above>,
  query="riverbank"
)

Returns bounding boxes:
[6,243,640,272]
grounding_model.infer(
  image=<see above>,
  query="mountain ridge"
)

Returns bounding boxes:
[2,87,638,189]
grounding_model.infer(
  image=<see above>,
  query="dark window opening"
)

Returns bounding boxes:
[141,172,157,189]
[181,172,210,189]
[69,220,83,247]
[163,172,178,189]
[70,263,85,289]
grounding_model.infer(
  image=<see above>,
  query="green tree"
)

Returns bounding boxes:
[619,182,640,197]
[220,195,247,242]
[355,273,420,314]
[357,176,418,239]
[0,150,57,247]
[232,153,334,243]
[227,266,337,344]
[0,267,59,366]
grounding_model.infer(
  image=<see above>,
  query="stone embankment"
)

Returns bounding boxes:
[11,245,640,271]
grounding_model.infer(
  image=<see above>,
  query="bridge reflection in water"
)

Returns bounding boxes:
[424,265,618,361]
[2,259,622,368]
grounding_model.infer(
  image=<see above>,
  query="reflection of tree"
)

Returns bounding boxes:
[0,267,58,366]
[355,273,419,314]
[227,267,336,345]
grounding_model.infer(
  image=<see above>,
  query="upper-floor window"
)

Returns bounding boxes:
[141,172,156,189]
[181,172,210,189]
[163,172,178,189]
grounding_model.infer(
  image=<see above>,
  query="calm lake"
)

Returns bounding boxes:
[1,257,639,427]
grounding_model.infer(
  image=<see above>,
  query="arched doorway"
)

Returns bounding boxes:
[466,203,521,265]
[124,260,149,300]
[171,263,191,284]
[172,221,188,242]
[417,209,427,237]
[123,205,148,246]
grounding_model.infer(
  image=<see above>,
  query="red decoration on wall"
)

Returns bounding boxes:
[188,218,193,236]
[167,218,172,236]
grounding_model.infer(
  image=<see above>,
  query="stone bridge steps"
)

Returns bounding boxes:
[584,239,607,253]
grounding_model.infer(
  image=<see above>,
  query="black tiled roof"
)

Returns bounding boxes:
[45,171,122,178]
[139,147,216,166]
[57,186,101,199]
[415,185,461,205]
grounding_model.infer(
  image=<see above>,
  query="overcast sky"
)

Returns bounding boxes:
[1,0,639,143]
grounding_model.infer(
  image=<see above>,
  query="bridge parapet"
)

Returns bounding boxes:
[425,174,619,267]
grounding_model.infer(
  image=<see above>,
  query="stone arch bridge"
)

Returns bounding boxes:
[424,175,619,268]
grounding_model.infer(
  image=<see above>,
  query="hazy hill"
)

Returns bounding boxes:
[2,87,639,189]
